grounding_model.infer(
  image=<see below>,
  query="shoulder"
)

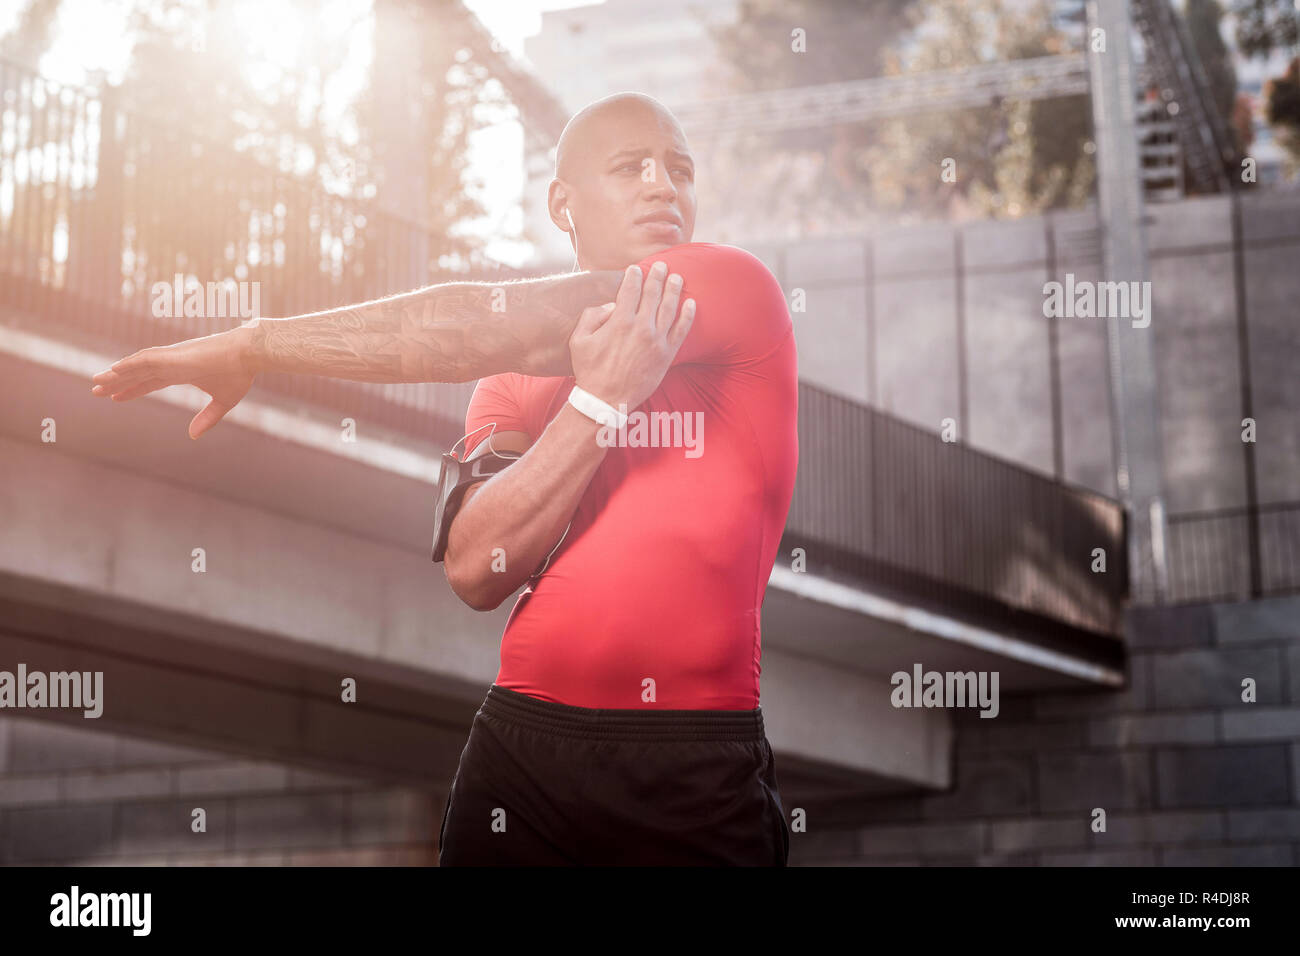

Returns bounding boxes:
[643,241,776,278]
[470,371,569,409]
[641,242,786,314]
[652,242,785,304]
[471,371,534,398]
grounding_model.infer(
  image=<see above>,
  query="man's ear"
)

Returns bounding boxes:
[546,179,570,230]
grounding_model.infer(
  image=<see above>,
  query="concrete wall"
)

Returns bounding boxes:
[787,592,1300,866]
[749,191,1300,515]
[0,718,440,865]
[745,191,1300,604]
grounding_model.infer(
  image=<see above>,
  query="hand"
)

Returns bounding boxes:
[89,326,257,440]
[568,260,696,412]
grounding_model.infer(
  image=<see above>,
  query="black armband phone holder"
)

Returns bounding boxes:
[431,428,522,563]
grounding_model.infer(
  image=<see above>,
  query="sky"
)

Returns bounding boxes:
[0,0,598,265]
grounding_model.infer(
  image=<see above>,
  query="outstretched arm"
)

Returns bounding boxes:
[91,268,626,439]
[243,269,626,383]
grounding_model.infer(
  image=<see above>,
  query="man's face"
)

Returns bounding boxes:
[558,105,697,270]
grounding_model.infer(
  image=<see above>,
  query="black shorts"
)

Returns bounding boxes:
[437,684,791,866]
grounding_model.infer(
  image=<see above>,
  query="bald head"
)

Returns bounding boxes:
[548,91,697,270]
[555,92,684,183]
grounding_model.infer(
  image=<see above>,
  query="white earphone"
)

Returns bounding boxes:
[564,207,579,270]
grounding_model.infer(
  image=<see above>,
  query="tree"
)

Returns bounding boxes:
[1230,0,1300,59]
[0,0,505,278]
[1231,0,1300,167]
[0,0,62,68]
[701,0,1095,236]
[1264,56,1300,169]
[699,0,914,239]
[860,0,1094,222]
[713,0,913,89]
[354,0,496,270]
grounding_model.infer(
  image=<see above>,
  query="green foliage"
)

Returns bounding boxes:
[706,0,1094,235]
[1265,57,1300,168]
[1,0,500,265]
[699,0,916,238]
[1230,0,1300,60]
[710,0,913,89]
[860,0,1094,222]
[1231,1,1300,168]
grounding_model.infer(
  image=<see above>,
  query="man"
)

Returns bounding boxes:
[90,92,797,866]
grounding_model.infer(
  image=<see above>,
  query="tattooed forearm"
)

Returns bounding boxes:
[243,269,625,383]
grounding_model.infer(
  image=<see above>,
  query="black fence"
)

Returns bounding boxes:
[787,383,1128,638]
[0,58,522,446]
[0,58,1141,636]
[1167,503,1300,604]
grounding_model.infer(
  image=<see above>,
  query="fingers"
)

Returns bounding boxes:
[91,369,143,396]
[594,259,684,339]
[655,270,684,336]
[667,297,697,350]
[636,260,669,326]
[614,264,643,318]
[573,302,616,338]
[91,352,156,396]
[188,399,230,440]
[106,377,167,403]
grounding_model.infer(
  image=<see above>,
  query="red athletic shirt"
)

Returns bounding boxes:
[460,242,798,710]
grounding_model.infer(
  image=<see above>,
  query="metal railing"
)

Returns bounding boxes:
[0,58,526,447]
[1167,503,1300,604]
[786,383,1128,637]
[1131,0,1238,194]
